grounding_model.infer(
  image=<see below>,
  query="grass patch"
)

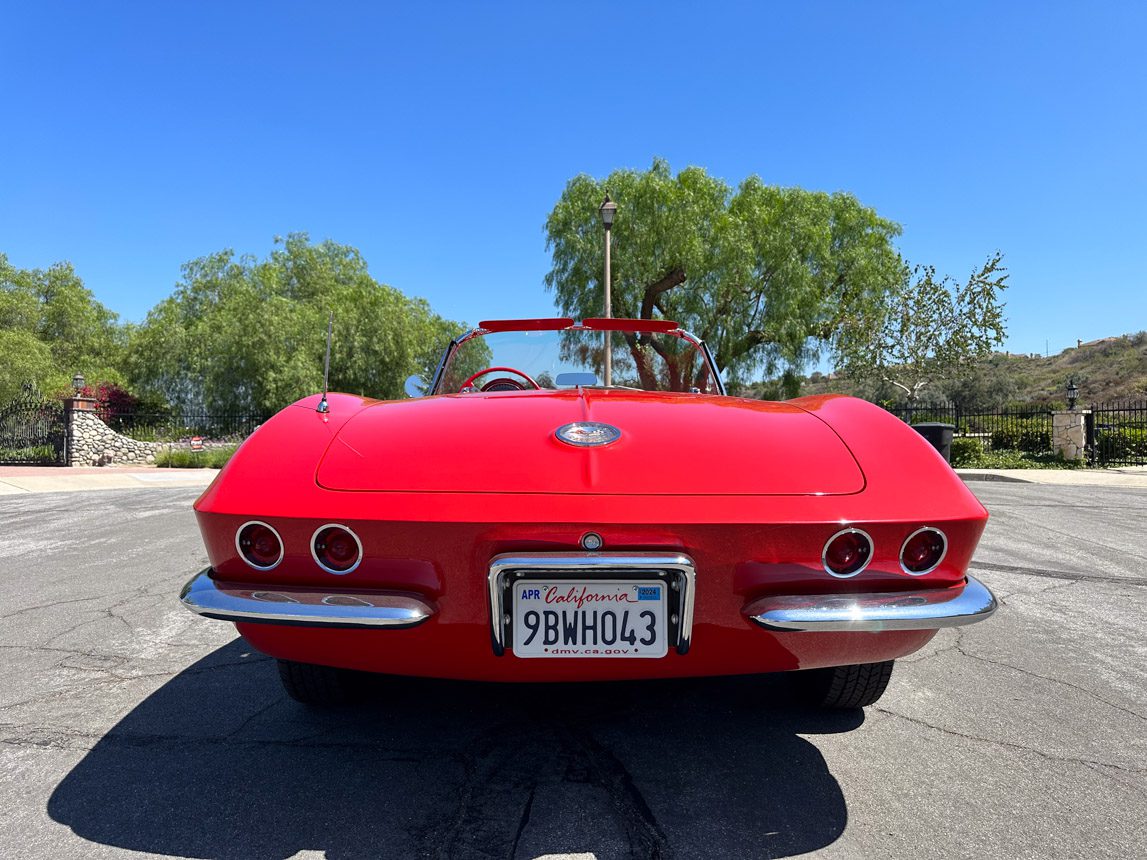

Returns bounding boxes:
[951,441,1084,469]
[0,445,58,463]
[155,445,238,469]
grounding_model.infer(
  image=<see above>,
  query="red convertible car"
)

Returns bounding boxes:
[181,317,996,707]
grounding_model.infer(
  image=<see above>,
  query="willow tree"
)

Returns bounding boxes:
[126,234,468,413]
[544,159,902,386]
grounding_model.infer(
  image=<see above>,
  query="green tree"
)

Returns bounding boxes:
[836,254,1009,402]
[942,354,1020,409]
[544,159,903,386]
[0,254,125,401]
[126,234,469,412]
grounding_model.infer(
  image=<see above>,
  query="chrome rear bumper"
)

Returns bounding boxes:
[179,568,434,629]
[745,575,997,632]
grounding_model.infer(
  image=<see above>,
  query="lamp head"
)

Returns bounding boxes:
[599,195,617,228]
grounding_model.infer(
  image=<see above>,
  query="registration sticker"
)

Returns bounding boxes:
[511,580,668,658]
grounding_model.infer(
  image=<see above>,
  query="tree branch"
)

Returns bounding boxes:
[723,329,771,364]
[640,269,686,319]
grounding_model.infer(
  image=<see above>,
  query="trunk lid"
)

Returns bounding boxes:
[316,390,863,495]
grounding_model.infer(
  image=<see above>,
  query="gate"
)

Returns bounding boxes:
[0,387,66,465]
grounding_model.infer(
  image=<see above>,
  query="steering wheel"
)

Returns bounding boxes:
[458,366,541,392]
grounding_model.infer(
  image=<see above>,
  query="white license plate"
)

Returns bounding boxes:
[511,580,668,658]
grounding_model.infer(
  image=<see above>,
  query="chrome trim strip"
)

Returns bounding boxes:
[310,523,364,575]
[180,569,434,629]
[900,526,949,576]
[234,520,285,572]
[821,527,874,579]
[429,331,480,395]
[675,329,727,396]
[745,574,997,632]
[487,552,697,656]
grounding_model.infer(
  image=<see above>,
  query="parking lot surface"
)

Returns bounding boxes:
[1,483,1144,859]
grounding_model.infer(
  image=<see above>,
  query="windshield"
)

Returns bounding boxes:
[436,328,719,394]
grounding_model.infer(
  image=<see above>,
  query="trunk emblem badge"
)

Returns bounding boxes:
[555,422,621,447]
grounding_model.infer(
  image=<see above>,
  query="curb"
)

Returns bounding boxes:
[956,471,1033,484]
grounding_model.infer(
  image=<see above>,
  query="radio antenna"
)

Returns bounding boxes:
[317,311,333,414]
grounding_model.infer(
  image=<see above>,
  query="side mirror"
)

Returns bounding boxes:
[404,375,427,398]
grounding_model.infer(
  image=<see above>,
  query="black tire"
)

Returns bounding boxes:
[795,660,894,708]
[277,659,365,706]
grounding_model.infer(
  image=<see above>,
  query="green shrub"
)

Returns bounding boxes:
[1096,427,1147,462]
[949,436,985,467]
[970,449,1084,470]
[0,445,56,462]
[155,445,238,469]
[988,418,1051,453]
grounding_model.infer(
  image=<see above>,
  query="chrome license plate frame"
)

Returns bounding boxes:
[487,552,696,658]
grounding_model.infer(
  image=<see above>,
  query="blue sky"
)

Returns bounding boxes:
[3,2,1145,362]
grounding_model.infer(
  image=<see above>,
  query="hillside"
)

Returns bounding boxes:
[1003,333,1147,404]
[786,331,1147,406]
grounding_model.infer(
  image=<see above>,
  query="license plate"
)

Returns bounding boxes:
[511,580,668,658]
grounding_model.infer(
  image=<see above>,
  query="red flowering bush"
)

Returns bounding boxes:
[74,382,140,420]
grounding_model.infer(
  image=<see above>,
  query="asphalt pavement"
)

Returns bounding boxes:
[0,483,1144,859]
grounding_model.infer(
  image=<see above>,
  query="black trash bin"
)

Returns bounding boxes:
[912,422,955,463]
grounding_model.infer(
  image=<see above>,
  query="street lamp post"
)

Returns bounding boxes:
[599,195,617,386]
[1067,377,1078,411]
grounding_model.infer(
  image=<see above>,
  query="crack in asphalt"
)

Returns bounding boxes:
[1081,761,1147,802]
[558,722,669,860]
[991,508,1147,564]
[870,707,1147,777]
[0,650,270,716]
[37,588,170,649]
[507,781,537,860]
[0,721,433,758]
[411,705,669,859]
[970,560,1147,586]
[951,639,1147,723]
[0,590,141,621]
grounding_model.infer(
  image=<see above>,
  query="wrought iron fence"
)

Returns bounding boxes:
[1087,401,1147,467]
[0,388,66,465]
[882,403,1054,455]
[93,408,269,444]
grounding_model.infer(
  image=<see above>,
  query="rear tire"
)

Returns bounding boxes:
[277,659,364,706]
[796,660,894,708]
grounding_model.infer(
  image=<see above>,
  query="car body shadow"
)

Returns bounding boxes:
[49,638,861,859]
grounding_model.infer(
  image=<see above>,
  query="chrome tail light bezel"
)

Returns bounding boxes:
[310,523,364,575]
[900,527,948,576]
[235,520,285,572]
[821,527,874,578]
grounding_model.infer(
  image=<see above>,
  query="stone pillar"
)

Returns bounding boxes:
[64,396,98,466]
[1052,409,1089,462]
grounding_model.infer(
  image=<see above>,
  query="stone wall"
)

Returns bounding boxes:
[68,410,162,466]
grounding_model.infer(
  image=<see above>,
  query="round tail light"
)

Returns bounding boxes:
[901,528,947,575]
[311,524,362,574]
[822,528,873,578]
[236,521,283,571]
